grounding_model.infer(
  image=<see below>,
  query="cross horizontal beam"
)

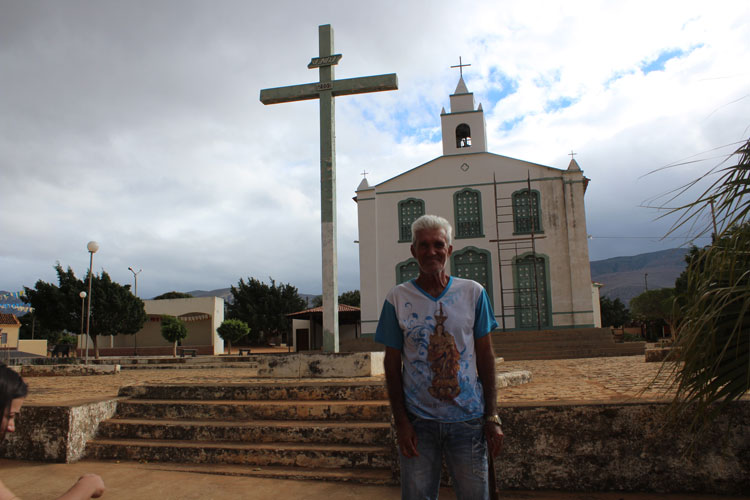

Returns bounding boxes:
[260,73,398,105]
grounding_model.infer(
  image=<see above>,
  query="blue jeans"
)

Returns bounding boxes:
[400,415,489,500]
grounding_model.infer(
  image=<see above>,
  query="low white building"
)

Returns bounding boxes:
[88,296,225,356]
[356,74,599,336]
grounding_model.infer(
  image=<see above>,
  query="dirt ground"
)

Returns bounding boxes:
[21,355,677,406]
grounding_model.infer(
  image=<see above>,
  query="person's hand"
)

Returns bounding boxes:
[484,422,504,457]
[75,474,106,498]
[395,418,419,458]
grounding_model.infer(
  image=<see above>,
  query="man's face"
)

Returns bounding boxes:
[1,397,23,440]
[411,227,453,276]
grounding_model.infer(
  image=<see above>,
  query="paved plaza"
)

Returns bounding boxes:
[22,355,676,406]
[7,354,749,499]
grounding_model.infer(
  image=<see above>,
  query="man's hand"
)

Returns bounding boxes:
[395,418,419,458]
[484,422,504,457]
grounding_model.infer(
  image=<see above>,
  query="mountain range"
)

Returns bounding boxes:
[590,247,689,306]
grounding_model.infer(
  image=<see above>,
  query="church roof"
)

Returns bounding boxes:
[567,158,581,171]
[357,177,371,191]
[0,313,20,326]
[454,76,469,94]
[372,152,570,189]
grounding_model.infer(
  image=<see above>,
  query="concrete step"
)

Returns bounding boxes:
[96,418,391,445]
[108,461,395,485]
[115,399,392,421]
[85,438,392,470]
[118,381,387,401]
[498,346,645,361]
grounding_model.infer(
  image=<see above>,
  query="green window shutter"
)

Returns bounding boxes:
[512,189,542,234]
[398,198,425,242]
[514,255,550,328]
[454,189,483,238]
[396,259,419,284]
[452,247,492,303]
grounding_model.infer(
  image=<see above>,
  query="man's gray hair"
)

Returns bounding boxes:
[411,214,453,246]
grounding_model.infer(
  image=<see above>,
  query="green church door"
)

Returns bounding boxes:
[515,255,550,329]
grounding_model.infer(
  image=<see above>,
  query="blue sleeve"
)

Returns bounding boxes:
[374,299,403,350]
[473,289,498,338]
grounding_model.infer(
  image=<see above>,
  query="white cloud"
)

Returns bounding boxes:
[2,0,749,297]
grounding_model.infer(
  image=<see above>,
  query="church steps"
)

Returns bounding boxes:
[85,438,391,470]
[117,381,388,401]
[115,399,392,421]
[96,417,390,445]
[489,328,646,361]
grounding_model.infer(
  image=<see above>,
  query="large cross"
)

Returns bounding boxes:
[260,24,398,353]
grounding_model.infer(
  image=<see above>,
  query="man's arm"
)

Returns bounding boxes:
[475,334,504,457]
[384,346,418,458]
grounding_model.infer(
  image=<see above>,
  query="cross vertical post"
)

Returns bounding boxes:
[260,25,398,352]
[318,25,338,353]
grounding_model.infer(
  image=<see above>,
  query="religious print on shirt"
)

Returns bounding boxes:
[428,303,462,401]
[375,277,499,422]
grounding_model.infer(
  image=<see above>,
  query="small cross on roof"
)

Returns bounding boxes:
[450,57,471,78]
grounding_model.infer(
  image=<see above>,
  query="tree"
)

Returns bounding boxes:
[217,319,250,354]
[629,288,677,339]
[312,290,360,308]
[654,137,750,436]
[160,315,187,357]
[226,277,306,345]
[599,296,630,328]
[338,290,360,307]
[153,291,194,300]
[23,264,147,358]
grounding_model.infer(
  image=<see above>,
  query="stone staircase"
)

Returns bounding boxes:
[85,381,396,484]
[491,328,646,361]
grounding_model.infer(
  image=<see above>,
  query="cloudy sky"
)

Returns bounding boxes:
[2,0,749,299]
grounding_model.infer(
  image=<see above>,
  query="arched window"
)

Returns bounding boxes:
[396,258,419,284]
[453,188,483,239]
[456,123,471,148]
[451,247,493,303]
[512,189,542,234]
[398,198,425,242]
[513,253,551,329]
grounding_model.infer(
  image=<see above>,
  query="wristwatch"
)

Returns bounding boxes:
[484,414,502,426]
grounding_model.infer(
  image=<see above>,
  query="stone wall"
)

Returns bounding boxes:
[0,399,117,463]
[497,401,750,495]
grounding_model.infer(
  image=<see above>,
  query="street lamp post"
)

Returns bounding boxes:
[79,291,86,356]
[128,266,142,356]
[85,241,99,364]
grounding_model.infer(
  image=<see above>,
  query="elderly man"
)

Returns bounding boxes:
[375,214,503,500]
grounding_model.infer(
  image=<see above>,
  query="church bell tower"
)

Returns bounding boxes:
[440,73,488,156]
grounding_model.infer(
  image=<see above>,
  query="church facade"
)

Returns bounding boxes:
[356,75,600,336]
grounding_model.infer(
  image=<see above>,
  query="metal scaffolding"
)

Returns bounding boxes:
[490,172,545,331]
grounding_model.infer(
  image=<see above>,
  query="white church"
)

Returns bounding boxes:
[356,73,600,337]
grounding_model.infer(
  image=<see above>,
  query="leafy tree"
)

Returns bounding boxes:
[160,315,188,357]
[338,290,360,307]
[654,137,750,437]
[217,319,250,354]
[630,288,677,339]
[227,277,306,345]
[312,290,360,308]
[599,296,630,328]
[153,291,194,300]
[23,264,147,358]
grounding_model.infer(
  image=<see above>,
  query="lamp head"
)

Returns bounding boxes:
[87,241,99,253]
